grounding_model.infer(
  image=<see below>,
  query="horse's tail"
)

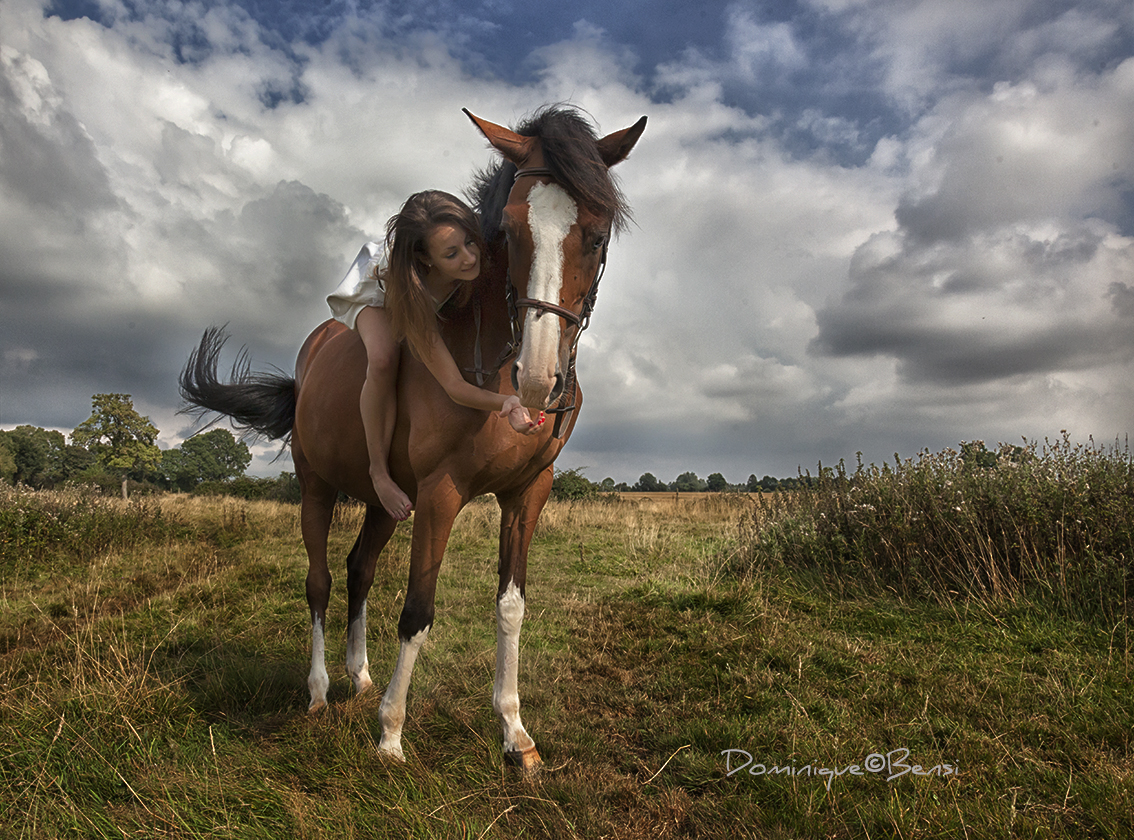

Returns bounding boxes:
[179,327,296,441]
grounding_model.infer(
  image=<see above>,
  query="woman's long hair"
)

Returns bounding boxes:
[379,190,482,361]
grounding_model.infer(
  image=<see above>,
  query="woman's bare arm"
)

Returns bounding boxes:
[418,328,543,433]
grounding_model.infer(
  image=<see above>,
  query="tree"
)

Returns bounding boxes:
[0,426,96,488]
[159,450,187,490]
[633,472,665,492]
[71,393,162,499]
[162,429,252,491]
[0,426,97,488]
[748,474,780,492]
[960,440,998,470]
[52,440,97,484]
[673,471,706,492]
[191,471,301,503]
[0,436,15,484]
[0,426,50,486]
[706,472,729,492]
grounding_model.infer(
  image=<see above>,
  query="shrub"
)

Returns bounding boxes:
[0,485,184,572]
[68,467,162,497]
[191,473,301,503]
[736,435,1134,619]
[551,467,601,501]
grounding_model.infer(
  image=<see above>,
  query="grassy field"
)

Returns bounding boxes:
[1,480,1131,838]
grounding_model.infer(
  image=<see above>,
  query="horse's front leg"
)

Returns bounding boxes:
[377,477,464,761]
[494,466,553,773]
[345,504,397,697]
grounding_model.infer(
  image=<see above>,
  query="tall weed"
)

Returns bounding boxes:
[0,485,185,575]
[737,435,1134,619]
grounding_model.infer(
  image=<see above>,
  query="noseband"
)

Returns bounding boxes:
[505,166,609,437]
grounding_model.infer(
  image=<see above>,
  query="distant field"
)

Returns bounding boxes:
[616,491,763,502]
[1,486,1130,838]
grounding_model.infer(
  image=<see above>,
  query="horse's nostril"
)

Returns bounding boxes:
[511,362,522,392]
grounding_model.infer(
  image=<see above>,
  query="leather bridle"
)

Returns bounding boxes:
[505,166,609,437]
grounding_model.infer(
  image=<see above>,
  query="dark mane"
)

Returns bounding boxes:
[467,105,632,243]
[467,159,517,243]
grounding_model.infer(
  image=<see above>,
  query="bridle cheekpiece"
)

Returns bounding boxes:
[505,166,609,437]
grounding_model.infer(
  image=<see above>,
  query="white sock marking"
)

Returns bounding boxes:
[378,627,429,760]
[494,580,535,755]
[346,602,372,695]
[308,615,329,711]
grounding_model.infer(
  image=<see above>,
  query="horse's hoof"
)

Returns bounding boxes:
[353,675,373,696]
[378,740,406,763]
[307,698,327,714]
[505,746,543,775]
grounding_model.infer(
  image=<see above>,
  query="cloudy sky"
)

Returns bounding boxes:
[2,0,1132,486]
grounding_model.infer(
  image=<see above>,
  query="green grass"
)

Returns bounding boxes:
[0,486,1131,837]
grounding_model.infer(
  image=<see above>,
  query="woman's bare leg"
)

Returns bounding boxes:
[355,306,412,521]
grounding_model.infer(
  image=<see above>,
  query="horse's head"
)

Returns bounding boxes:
[465,107,646,410]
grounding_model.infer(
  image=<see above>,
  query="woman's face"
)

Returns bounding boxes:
[423,223,480,283]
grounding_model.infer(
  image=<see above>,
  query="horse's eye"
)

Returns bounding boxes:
[592,235,606,253]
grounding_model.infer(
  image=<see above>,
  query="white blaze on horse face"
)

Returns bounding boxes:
[517,181,578,408]
[378,627,429,762]
[493,580,536,756]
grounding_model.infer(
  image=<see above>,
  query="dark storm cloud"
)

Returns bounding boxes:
[812,222,1134,387]
[1110,282,1134,319]
[234,181,358,302]
[0,36,364,431]
[1,307,193,427]
[5,0,1134,484]
[810,30,1134,396]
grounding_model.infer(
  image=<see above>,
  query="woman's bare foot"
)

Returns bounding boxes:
[372,470,412,521]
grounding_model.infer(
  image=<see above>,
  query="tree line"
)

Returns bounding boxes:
[3,393,806,503]
[619,471,812,493]
[0,393,296,501]
[551,467,812,500]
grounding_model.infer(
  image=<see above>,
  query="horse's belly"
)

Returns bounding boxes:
[293,327,565,505]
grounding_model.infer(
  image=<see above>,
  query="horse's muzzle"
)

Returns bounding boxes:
[511,360,564,410]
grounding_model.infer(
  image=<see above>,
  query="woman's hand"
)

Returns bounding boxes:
[500,395,545,435]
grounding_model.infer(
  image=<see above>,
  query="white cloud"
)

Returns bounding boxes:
[894,64,1134,241]
[1,0,1131,483]
[816,54,1134,391]
[725,7,808,81]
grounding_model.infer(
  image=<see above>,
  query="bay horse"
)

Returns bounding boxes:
[180,106,645,771]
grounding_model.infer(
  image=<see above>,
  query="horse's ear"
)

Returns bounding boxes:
[597,116,647,168]
[463,109,536,166]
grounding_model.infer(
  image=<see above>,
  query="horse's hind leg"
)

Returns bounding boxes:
[297,455,337,713]
[345,504,396,697]
[494,466,553,773]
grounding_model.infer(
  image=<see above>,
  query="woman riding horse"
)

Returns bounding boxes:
[327,191,545,522]
[180,106,645,771]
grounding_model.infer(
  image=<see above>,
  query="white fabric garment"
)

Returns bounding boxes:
[327,241,385,330]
